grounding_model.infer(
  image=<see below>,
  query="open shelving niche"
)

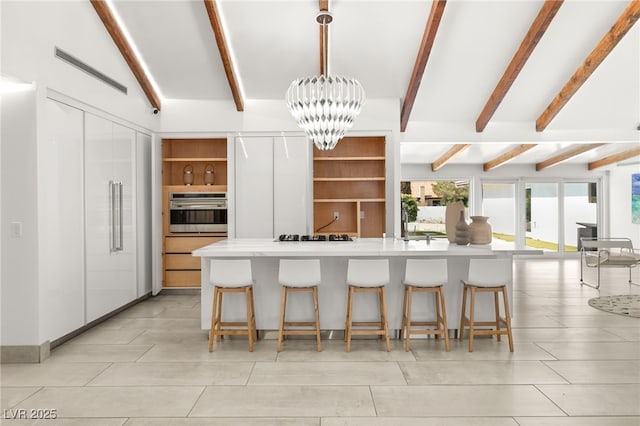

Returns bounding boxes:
[161,138,228,288]
[313,136,386,238]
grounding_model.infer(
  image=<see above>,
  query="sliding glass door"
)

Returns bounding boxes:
[563,182,598,252]
[481,182,516,245]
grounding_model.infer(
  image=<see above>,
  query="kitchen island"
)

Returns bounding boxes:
[193,238,541,333]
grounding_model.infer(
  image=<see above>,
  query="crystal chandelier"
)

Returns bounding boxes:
[286,11,365,150]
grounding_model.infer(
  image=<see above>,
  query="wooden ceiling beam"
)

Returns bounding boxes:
[536,143,606,171]
[204,0,244,112]
[588,146,640,170]
[483,144,537,171]
[319,0,329,75]
[400,0,447,132]
[431,144,470,171]
[90,0,161,110]
[476,0,563,132]
[536,1,640,131]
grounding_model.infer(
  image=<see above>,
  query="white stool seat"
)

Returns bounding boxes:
[465,258,511,287]
[208,259,257,352]
[277,259,322,352]
[345,259,391,352]
[402,259,450,351]
[347,259,390,287]
[279,259,322,287]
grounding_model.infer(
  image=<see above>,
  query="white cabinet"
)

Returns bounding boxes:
[234,136,310,238]
[85,113,136,322]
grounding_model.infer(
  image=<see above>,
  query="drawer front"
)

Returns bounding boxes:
[165,253,201,270]
[165,270,202,287]
[165,236,225,253]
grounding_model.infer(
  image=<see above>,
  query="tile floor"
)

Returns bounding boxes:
[2,258,640,425]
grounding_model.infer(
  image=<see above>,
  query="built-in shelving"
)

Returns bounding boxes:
[313,136,386,237]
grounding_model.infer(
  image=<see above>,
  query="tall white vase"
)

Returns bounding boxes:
[445,201,465,243]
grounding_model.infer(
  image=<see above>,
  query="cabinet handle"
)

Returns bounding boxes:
[117,181,124,251]
[109,180,117,252]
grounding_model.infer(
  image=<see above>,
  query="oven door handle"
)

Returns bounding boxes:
[171,203,226,210]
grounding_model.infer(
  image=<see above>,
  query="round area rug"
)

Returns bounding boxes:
[588,295,640,318]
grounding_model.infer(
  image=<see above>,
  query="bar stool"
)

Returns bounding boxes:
[345,259,391,352]
[402,259,450,352]
[208,259,257,352]
[277,259,322,352]
[459,258,513,352]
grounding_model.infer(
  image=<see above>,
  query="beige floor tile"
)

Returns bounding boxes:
[189,385,376,417]
[113,303,167,319]
[152,307,201,319]
[115,318,202,330]
[128,329,209,345]
[549,315,640,328]
[46,345,152,363]
[510,316,567,328]
[412,340,556,361]
[511,327,624,343]
[321,418,519,426]
[67,328,146,345]
[371,385,565,416]
[248,361,406,385]
[1,363,110,386]
[513,417,640,426]
[87,362,253,386]
[537,384,640,415]
[136,342,276,362]
[543,360,640,384]
[124,418,319,426]
[536,342,640,360]
[275,340,416,362]
[603,327,640,341]
[1,387,41,409]
[0,419,127,425]
[399,360,567,385]
[13,386,204,417]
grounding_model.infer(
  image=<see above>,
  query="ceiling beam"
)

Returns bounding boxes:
[588,146,640,170]
[483,144,537,171]
[476,0,563,132]
[536,1,640,131]
[319,0,329,75]
[431,144,470,171]
[536,143,606,171]
[90,0,161,110]
[204,0,244,112]
[400,0,447,132]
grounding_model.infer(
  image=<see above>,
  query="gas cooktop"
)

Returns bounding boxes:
[277,234,353,242]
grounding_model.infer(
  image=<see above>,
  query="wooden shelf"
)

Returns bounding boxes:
[314,177,384,182]
[314,156,385,161]
[314,198,386,203]
[163,157,227,162]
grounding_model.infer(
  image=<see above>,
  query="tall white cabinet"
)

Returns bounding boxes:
[84,113,137,322]
[234,135,311,238]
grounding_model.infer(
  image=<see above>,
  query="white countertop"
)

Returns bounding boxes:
[192,237,542,257]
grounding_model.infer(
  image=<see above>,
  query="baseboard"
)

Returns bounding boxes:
[158,288,201,295]
[1,341,50,363]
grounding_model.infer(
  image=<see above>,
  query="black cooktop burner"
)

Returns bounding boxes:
[278,234,353,242]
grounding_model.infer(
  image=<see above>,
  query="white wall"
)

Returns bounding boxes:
[1,88,41,346]
[609,164,640,247]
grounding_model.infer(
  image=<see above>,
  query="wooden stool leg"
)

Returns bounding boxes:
[459,284,468,341]
[249,286,257,341]
[439,286,450,351]
[380,287,391,352]
[502,287,514,352]
[434,287,441,341]
[245,287,254,352]
[313,286,322,352]
[346,286,354,352]
[405,286,413,352]
[468,287,476,352]
[401,285,409,341]
[277,286,287,352]
[494,290,501,342]
[209,287,218,352]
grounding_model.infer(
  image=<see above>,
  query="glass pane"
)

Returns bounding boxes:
[525,183,558,252]
[564,182,597,252]
[401,180,469,239]
[481,183,516,244]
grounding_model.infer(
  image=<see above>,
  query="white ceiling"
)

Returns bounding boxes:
[110,0,640,169]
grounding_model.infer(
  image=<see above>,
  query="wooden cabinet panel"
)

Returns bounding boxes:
[165,254,201,270]
[165,236,224,253]
[165,271,202,287]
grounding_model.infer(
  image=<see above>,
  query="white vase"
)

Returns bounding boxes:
[445,201,465,243]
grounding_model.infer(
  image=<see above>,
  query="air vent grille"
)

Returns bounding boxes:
[55,47,127,94]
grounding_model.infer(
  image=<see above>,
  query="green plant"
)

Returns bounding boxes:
[431,181,468,206]
[401,194,418,222]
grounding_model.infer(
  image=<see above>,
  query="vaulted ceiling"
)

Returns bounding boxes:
[101,0,640,170]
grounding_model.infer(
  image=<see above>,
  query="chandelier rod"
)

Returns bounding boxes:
[317,11,333,76]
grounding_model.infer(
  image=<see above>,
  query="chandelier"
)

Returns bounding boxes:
[286,11,365,150]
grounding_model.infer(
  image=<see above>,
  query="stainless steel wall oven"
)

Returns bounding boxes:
[169,192,227,233]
